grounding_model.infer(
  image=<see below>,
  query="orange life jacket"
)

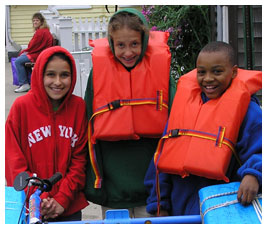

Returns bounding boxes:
[155,68,262,182]
[88,31,171,188]
[90,31,171,142]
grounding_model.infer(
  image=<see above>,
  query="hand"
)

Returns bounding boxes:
[237,174,259,205]
[41,197,65,220]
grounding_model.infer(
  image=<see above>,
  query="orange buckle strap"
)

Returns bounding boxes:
[156,90,163,111]
[171,127,240,165]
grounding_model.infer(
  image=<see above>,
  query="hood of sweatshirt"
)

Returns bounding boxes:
[29,46,77,114]
[108,8,149,69]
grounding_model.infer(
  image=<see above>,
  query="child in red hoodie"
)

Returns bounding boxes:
[5,46,88,221]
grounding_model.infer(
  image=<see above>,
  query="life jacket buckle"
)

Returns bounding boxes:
[170,129,179,137]
[109,100,121,110]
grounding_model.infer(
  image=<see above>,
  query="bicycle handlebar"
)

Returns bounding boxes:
[43,172,62,192]
[13,172,62,192]
[13,172,63,224]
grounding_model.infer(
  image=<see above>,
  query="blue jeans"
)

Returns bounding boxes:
[14,54,32,85]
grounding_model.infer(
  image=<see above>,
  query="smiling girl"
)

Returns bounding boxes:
[6,46,89,221]
[84,8,176,218]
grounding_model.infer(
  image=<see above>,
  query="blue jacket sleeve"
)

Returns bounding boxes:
[235,99,262,186]
[144,122,172,214]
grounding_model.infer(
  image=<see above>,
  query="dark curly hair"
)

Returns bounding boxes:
[200,41,235,66]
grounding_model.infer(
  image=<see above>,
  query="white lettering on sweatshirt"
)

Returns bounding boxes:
[58,125,78,147]
[28,125,79,148]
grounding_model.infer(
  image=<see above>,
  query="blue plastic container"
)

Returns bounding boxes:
[199,182,262,224]
[5,186,26,224]
[51,209,202,224]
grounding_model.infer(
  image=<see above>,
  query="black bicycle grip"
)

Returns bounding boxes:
[43,172,62,192]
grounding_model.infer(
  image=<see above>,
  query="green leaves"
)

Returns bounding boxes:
[142,5,212,79]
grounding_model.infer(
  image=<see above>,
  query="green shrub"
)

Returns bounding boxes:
[142,5,212,79]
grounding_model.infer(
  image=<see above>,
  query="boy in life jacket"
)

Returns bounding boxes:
[84,8,176,218]
[6,46,88,221]
[144,41,262,216]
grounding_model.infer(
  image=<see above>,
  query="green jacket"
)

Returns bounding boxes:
[84,8,176,208]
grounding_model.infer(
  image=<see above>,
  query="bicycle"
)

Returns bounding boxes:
[12,171,62,224]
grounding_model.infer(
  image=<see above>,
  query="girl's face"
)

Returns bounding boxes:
[43,56,71,108]
[196,51,237,99]
[32,18,42,29]
[112,27,142,68]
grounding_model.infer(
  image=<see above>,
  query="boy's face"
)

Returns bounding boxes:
[112,27,142,68]
[43,56,71,108]
[196,51,237,99]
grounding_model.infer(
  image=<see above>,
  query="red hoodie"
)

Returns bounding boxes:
[5,46,89,217]
[20,28,54,63]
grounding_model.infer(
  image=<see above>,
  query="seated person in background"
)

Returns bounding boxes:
[14,12,53,93]
[145,41,262,216]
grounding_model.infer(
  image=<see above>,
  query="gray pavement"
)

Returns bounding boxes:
[5,52,102,221]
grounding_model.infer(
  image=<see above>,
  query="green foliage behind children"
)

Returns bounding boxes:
[142,5,212,79]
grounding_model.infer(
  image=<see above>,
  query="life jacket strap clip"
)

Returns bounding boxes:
[170,129,179,137]
[108,100,121,110]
